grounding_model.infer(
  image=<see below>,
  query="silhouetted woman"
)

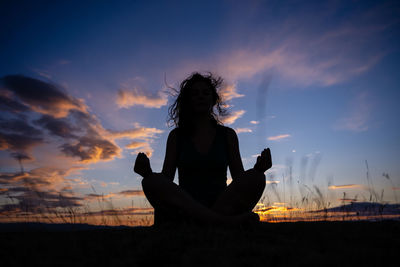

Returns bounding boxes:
[134,72,272,226]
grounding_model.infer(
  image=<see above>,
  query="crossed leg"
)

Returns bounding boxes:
[212,168,266,215]
[141,169,265,225]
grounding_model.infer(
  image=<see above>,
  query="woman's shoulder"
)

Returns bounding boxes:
[168,127,179,137]
[218,125,237,139]
[218,125,235,133]
[166,128,179,143]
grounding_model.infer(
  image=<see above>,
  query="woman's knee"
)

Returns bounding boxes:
[244,169,266,188]
[141,173,172,196]
[141,173,159,190]
[141,173,164,209]
[141,177,149,191]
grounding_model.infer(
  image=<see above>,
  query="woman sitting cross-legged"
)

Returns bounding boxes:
[134,72,272,227]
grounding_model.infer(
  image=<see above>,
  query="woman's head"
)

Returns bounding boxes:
[168,72,227,130]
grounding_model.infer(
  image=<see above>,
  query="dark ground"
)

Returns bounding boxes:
[1,221,399,266]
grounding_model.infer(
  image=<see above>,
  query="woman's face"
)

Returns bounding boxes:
[189,81,214,115]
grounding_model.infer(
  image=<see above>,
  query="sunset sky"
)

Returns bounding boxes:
[1,0,399,223]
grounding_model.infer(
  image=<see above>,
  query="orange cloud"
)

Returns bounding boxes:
[61,137,121,164]
[117,88,167,108]
[125,141,148,149]
[219,84,244,102]
[108,127,162,158]
[221,110,245,125]
[109,127,163,140]
[329,184,364,190]
[0,75,163,218]
[1,75,88,118]
[85,193,116,200]
[118,190,145,197]
[268,134,291,141]
[235,128,252,134]
[126,142,154,157]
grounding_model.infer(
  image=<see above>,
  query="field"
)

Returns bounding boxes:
[1,220,399,266]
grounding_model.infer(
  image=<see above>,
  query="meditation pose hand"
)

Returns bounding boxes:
[254,148,272,173]
[133,152,152,178]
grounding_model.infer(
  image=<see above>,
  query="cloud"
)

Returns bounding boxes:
[1,75,88,118]
[235,128,252,134]
[218,40,380,87]
[268,134,291,141]
[0,75,115,163]
[219,84,244,102]
[221,110,245,125]
[0,92,30,113]
[204,4,390,89]
[108,126,163,158]
[34,115,79,138]
[125,141,148,149]
[34,110,124,164]
[250,120,259,124]
[61,136,121,164]
[0,167,86,215]
[85,193,116,200]
[125,141,154,157]
[118,190,145,197]
[0,118,43,160]
[0,74,164,164]
[0,166,85,189]
[33,69,52,80]
[0,133,42,160]
[0,75,164,217]
[0,188,83,214]
[329,184,365,190]
[117,88,167,108]
[80,207,153,217]
[333,92,372,132]
[108,127,163,140]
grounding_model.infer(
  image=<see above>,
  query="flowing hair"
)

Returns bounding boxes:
[167,72,227,133]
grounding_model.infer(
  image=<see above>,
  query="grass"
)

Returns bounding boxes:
[253,159,399,223]
[1,160,399,266]
[1,158,399,226]
[1,220,399,266]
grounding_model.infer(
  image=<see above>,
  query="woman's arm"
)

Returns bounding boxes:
[226,127,245,180]
[161,128,178,181]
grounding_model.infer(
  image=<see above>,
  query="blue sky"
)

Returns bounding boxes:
[0,0,399,221]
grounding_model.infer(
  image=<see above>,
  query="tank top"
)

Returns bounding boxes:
[176,125,229,208]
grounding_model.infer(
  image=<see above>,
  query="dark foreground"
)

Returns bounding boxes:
[1,221,399,266]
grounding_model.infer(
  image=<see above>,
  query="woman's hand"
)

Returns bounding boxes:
[133,152,153,178]
[253,148,272,173]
